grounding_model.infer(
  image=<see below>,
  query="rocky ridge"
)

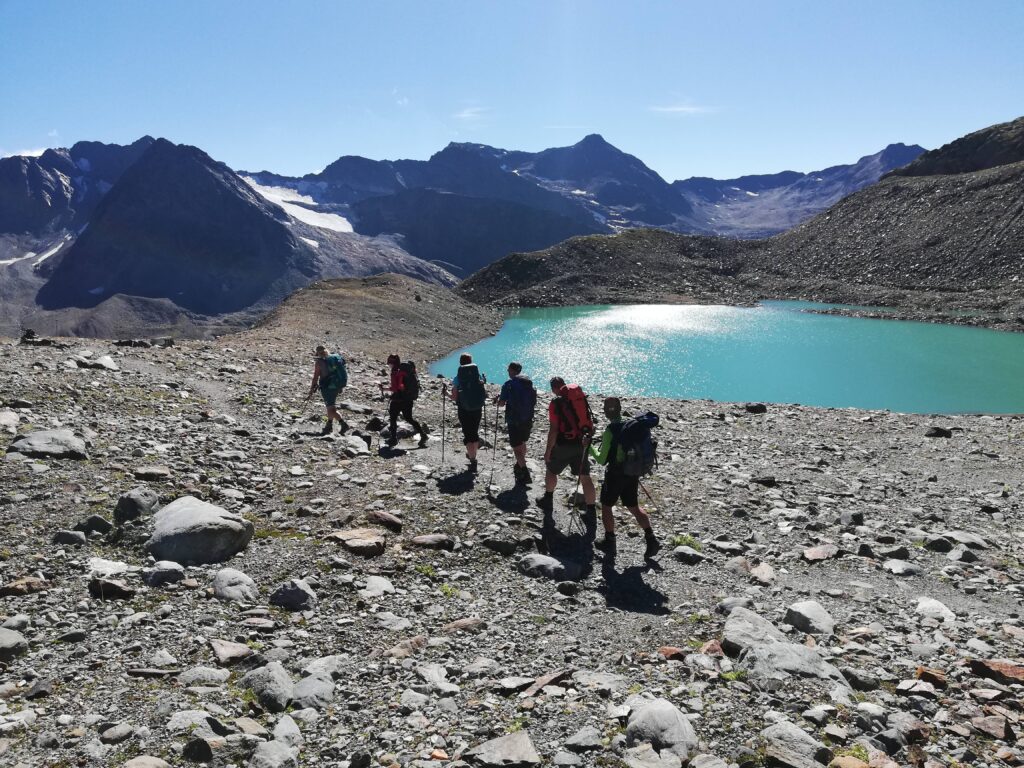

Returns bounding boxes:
[1,290,1023,767]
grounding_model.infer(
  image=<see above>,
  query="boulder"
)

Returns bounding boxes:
[760,721,833,767]
[625,697,698,759]
[240,662,294,713]
[721,607,785,656]
[784,600,835,635]
[8,429,87,459]
[142,561,186,587]
[0,628,28,662]
[517,553,582,581]
[269,579,317,611]
[326,528,386,557]
[464,731,542,767]
[114,487,160,525]
[212,568,259,602]
[738,642,847,687]
[146,496,254,565]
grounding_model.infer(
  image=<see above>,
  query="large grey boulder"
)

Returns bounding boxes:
[760,721,832,767]
[8,429,87,459]
[0,627,29,662]
[239,662,294,713]
[248,739,298,768]
[146,496,253,565]
[291,674,334,711]
[625,697,698,759]
[517,554,582,581]
[783,600,835,635]
[721,607,786,656]
[464,731,542,767]
[212,568,259,602]
[114,487,160,525]
[738,642,847,687]
[270,579,317,611]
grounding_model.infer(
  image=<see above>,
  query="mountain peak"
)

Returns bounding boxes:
[575,133,615,150]
[891,115,1024,177]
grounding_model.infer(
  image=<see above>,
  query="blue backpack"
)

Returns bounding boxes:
[610,411,659,477]
[505,376,537,423]
[456,364,487,410]
[324,354,348,389]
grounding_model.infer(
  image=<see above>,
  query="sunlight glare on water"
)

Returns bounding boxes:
[430,303,1024,414]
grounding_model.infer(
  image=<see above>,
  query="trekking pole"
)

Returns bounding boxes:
[488,399,500,490]
[440,383,447,469]
[567,431,591,535]
[638,479,658,513]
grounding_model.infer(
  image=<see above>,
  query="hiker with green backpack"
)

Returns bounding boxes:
[306,344,348,435]
[590,396,662,561]
[450,353,487,472]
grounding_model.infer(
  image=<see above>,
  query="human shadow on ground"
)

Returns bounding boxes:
[435,469,476,496]
[487,485,530,514]
[377,446,408,459]
[536,519,595,582]
[598,558,669,615]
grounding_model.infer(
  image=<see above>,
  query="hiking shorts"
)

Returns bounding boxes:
[507,420,532,448]
[457,406,482,444]
[320,386,341,408]
[547,441,590,476]
[601,470,640,508]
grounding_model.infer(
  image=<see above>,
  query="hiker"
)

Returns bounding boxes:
[450,353,487,472]
[305,344,347,435]
[495,361,537,484]
[380,354,428,448]
[591,397,661,560]
[537,376,597,528]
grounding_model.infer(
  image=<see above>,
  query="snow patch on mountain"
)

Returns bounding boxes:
[242,176,353,233]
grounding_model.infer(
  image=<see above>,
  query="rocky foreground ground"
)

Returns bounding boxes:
[1,309,1024,768]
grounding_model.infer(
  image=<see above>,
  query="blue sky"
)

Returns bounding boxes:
[2,1,1022,180]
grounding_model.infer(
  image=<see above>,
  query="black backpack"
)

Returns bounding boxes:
[456,364,487,410]
[399,361,420,400]
[610,411,659,477]
[505,376,537,423]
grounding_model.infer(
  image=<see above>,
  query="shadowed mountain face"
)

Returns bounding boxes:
[889,115,1024,177]
[0,137,154,235]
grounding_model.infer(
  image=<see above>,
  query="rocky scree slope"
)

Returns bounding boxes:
[1,308,1023,766]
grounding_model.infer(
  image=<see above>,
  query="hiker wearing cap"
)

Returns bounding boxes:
[496,361,537,484]
[380,354,428,448]
[450,353,487,472]
[590,397,661,560]
[306,345,348,435]
[537,376,597,525]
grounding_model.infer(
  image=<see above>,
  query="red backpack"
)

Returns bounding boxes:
[553,384,595,441]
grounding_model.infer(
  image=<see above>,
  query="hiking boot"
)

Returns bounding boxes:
[513,464,527,484]
[535,492,553,514]
[320,421,334,436]
[595,533,616,558]
[582,509,597,540]
[385,436,398,448]
[643,531,662,560]
[418,425,430,448]
[468,459,478,474]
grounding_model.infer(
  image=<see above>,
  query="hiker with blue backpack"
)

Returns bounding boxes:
[590,397,662,561]
[450,353,487,472]
[306,344,348,435]
[495,361,537,484]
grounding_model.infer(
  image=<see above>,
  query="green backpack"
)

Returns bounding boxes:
[324,354,348,389]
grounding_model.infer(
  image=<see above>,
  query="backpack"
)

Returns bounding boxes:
[324,354,348,389]
[553,384,595,442]
[506,376,537,424]
[610,411,659,477]
[456,364,487,411]
[399,361,420,400]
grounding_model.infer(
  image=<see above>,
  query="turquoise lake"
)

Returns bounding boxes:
[430,302,1024,414]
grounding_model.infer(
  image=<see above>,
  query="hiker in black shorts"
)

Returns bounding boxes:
[450,353,486,472]
[305,345,347,435]
[537,376,597,528]
[496,361,537,484]
[380,354,428,448]
[591,397,660,560]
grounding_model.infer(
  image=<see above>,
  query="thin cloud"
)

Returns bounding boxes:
[1,147,48,158]
[47,129,59,138]
[452,106,488,121]
[650,104,717,115]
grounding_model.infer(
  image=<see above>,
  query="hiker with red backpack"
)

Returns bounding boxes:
[537,376,598,531]
[495,361,537,485]
[450,353,487,472]
[380,354,429,448]
[590,397,661,561]
[306,344,348,435]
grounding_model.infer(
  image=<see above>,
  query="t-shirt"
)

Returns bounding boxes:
[590,418,626,466]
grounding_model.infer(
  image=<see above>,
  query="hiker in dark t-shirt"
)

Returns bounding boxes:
[380,354,428,448]
[450,353,486,472]
[496,361,536,484]
[306,344,347,435]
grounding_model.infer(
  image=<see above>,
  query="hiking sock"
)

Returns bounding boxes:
[468,458,478,473]
[536,491,553,513]
[643,528,661,559]
[582,506,597,539]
